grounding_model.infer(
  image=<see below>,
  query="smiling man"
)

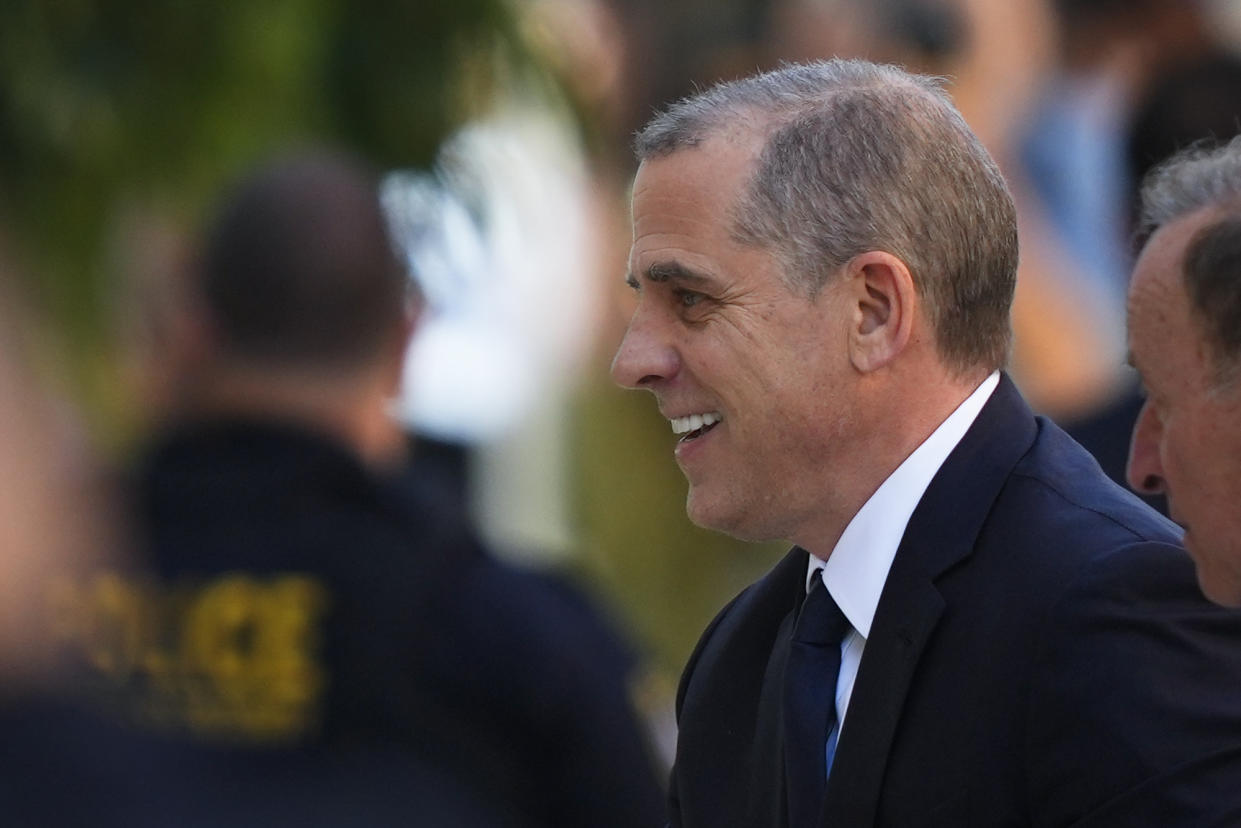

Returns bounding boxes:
[613,59,1241,827]
[1127,137,1241,607]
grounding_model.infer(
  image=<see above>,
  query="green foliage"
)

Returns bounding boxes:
[323,0,519,169]
[0,0,529,423]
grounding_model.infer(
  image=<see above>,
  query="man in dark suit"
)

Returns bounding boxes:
[611,59,1241,826]
[1126,137,1241,609]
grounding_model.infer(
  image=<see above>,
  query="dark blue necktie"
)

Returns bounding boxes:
[784,573,851,828]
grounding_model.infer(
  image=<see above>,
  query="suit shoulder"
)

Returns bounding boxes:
[1003,417,1181,547]
[955,417,1191,616]
[1023,537,1241,826]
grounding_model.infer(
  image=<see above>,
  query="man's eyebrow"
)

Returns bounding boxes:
[645,261,715,286]
[624,261,718,291]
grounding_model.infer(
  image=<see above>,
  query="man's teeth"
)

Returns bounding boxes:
[670,412,722,435]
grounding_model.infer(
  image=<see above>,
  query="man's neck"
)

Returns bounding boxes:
[181,364,407,472]
[796,365,991,559]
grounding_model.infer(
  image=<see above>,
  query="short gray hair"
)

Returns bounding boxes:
[635,59,1018,376]
[1140,136,1241,384]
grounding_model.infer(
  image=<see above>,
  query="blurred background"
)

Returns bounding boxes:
[4,0,1241,775]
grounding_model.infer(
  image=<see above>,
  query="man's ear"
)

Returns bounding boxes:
[845,251,916,373]
[163,284,217,378]
[382,297,421,397]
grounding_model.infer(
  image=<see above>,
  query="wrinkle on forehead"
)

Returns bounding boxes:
[1128,213,1220,401]
[633,132,762,206]
[1130,219,1195,334]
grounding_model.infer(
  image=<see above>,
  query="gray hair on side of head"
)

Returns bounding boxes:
[1139,135,1241,237]
[634,58,1019,377]
[1140,136,1241,388]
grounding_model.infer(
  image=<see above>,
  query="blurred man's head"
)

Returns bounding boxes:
[201,149,411,372]
[1127,137,1241,606]
[611,59,1017,550]
[182,149,414,464]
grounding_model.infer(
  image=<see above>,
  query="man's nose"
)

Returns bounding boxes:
[1126,399,1166,495]
[610,311,679,390]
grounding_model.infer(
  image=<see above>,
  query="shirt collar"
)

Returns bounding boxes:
[806,372,999,637]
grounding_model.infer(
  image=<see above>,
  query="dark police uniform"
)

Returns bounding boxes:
[31,418,664,827]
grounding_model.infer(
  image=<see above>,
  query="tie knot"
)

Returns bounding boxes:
[794,576,850,647]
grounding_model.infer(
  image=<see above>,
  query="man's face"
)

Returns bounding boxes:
[610,135,857,543]
[1127,208,1241,606]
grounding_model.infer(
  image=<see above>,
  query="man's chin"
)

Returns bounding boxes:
[684,489,718,531]
[1194,556,1241,608]
[685,489,775,544]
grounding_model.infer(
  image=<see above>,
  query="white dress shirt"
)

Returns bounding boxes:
[805,372,998,762]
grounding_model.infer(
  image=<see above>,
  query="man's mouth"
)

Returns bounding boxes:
[670,411,722,443]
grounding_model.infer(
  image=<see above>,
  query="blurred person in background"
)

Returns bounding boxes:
[1126,137,1241,608]
[1021,0,1212,321]
[1126,53,1241,230]
[0,232,194,827]
[612,58,1241,827]
[1061,51,1241,516]
[0,238,114,689]
[1014,0,1241,506]
[44,148,663,827]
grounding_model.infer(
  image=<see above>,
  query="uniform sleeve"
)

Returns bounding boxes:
[453,561,668,828]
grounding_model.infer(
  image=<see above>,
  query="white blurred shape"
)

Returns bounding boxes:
[384,102,597,446]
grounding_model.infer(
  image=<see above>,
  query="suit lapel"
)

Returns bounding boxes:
[748,606,797,827]
[675,546,808,828]
[822,567,946,826]
[821,374,1038,825]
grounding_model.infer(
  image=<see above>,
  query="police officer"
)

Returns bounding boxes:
[43,150,663,827]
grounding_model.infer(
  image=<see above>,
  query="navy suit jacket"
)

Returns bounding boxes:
[669,375,1241,827]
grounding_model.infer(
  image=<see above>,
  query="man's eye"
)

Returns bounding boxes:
[676,290,703,308]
